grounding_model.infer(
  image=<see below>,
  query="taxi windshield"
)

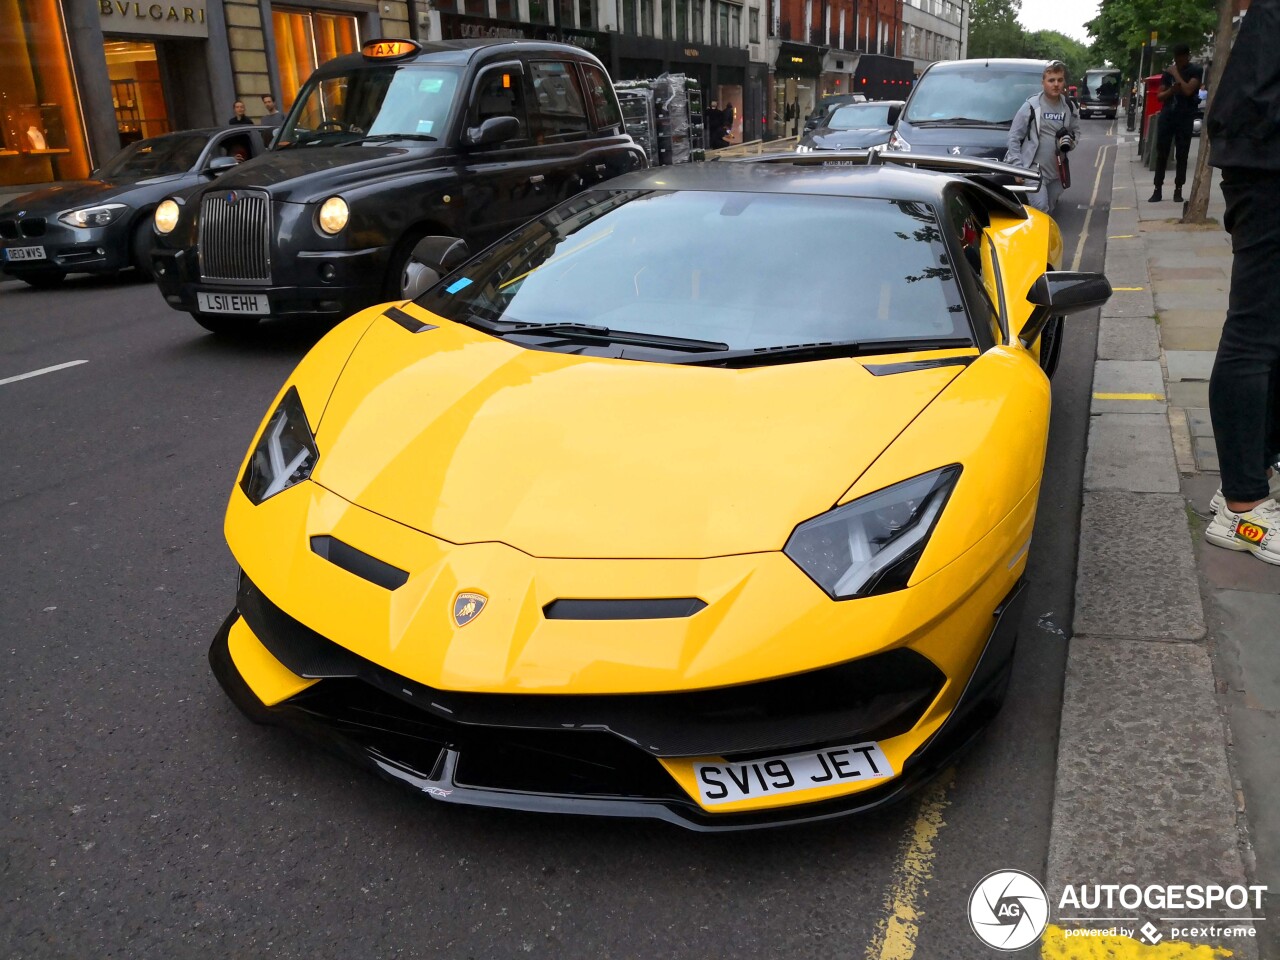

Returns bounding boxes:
[418,188,970,358]
[903,67,1044,125]
[277,64,461,147]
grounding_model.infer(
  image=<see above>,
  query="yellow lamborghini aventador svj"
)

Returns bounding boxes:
[209,154,1110,830]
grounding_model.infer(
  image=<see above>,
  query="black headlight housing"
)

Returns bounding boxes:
[240,386,319,504]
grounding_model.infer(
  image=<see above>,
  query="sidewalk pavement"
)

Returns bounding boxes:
[1041,134,1280,958]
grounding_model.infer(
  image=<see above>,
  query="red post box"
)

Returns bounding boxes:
[1138,74,1164,156]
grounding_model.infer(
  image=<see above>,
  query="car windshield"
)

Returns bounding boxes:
[1084,70,1121,99]
[903,67,1044,124]
[828,104,893,128]
[418,188,969,359]
[96,133,208,178]
[277,65,461,147]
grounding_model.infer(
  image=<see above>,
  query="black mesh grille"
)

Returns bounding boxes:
[20,218,46,237]
[0,220,19,240]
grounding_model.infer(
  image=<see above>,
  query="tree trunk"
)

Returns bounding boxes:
[1182,0,1237,223]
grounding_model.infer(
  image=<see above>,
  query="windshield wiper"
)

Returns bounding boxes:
[673,337,973,368]
[912,118,1008,127]
[462,316,729,352]
[338,133,438,146]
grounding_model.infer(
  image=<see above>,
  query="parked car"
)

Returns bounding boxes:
[0,127,269,288]
[207,153,1109,829]
[802,93,868,134]
[796,100,904,151]
[887,58,1048,162]
[151,38,645,336]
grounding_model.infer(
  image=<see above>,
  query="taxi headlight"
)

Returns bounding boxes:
[318,196,349,235]
[59,203,127,228]
[784,466,961,599]
[154,199,180,234]
[240,386,319,504]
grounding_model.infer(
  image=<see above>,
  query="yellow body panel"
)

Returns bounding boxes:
[227,615,318,705]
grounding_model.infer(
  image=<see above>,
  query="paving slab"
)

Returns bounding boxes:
[1160,324,1226,352]
[1213,591,1280,708]
[1168,380,1210,408]
[1091,360,1167,413]
[1101,286,1156,319]
[1193,435,1221,471]
[1075,491,1205,640]
[1046,637,1257,959]
[1084,413,1180,493]
[1186,407,1213,438]
[1150,266,1229,281]
[1166,350,1218,382]
[1098,316,1160,360]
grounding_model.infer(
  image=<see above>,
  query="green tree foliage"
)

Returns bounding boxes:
[969,0,1025,58]
[1086,0,1217,77]
[1022,29,1092,84]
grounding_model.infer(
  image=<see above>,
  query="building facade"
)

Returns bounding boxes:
[899,0,966,75]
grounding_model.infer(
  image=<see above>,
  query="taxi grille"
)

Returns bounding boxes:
[198,190,271,283]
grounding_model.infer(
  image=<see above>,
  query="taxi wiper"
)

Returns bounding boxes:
[464,316,729,352]
[676,337,973,368]
[913,118,1007,127]
[338,133,439,146]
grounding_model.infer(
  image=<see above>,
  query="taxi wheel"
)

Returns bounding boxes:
[190,312,261,337]
[130,221,154,279]
[19,270,66,289]
[1039,315,1064,379]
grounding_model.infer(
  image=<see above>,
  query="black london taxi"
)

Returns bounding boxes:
[150,38,645,335]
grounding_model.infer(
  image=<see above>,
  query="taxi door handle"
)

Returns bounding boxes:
[529,174,546,184]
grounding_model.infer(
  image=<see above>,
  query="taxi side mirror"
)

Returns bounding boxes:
[464,115,520,148]
[1019,271,1112,347]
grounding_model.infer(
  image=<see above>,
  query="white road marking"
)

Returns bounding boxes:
[0,360,88,386]
[1072,143,1112,272]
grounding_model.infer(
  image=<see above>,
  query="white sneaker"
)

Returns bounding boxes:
[1204,498,1280,565]
[1208,468,1280,514]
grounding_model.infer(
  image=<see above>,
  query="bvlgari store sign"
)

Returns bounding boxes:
[99,0,209,39]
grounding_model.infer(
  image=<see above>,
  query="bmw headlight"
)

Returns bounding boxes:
[784,466,961,599]
[317,196,349,235]
[887,130,911,152]
[58,203,127,228]
[154,199,180,234]
[240,386,319,504]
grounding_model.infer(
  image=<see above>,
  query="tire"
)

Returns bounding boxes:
[130,220,154,278]
[19,270,66,289]
[1038,314,1065,380]
[190,311,261,337]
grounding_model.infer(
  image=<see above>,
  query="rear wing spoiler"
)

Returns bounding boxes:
[739,149,1041,216]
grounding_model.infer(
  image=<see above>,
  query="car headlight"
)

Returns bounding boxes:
[318,196,349,235]
[58,203,127,228]
[887,130,910,152]
[240,386,319,505]
[795,143,812,153]
[154,199,180,234]
[784,465,961,599]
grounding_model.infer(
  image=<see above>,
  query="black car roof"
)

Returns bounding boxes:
[315,39,606,76]
[603,160,982,205]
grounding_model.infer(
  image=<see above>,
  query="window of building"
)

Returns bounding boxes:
[579,0,596,27]
[640,0,655,35]
[272,7,360,105]
[716,2,729,44]
[622,0,637,32]
[0,0,90,186]
[104,41,169,146]
[750,7,759,41]
[496,0,518,18]
[677,0,690,40]
[692,0,705,41]
[528,60,590,140]
[529,0,553,23]
[558,0,575,24]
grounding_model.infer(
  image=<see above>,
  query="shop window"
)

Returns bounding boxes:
[272,6,360,105]
[528,60,589,140]
[0,0,90,187]
[104,40,170,146]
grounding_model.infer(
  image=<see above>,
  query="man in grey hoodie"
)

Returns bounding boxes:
[1005,60,1079,214]
[1204,0,1280,564]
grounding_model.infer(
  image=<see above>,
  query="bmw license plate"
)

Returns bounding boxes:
[4,245,46,262]
[693,740,893,805]
[197,291,270,315]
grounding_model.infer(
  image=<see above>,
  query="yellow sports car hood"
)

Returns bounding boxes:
[310,314,968,559]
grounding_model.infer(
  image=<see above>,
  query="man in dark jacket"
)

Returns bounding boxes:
[1149,43,1203,202]
[1204,0,1280,565]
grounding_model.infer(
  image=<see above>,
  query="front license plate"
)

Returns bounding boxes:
[5,245,47,262]
[693,741,894,806]
[197,291,270,315]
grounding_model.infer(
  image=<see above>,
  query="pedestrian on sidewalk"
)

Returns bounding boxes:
[227,100,254,126]
[1205,0,1280,565]
[1005,60,1079,215]
[1148,43,1203,203]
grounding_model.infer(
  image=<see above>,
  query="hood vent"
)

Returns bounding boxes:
[543,598,707,620]
[310,535,409,591]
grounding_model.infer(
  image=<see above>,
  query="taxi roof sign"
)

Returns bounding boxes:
[362,39,421,59]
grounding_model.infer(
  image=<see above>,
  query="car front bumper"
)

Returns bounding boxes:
[0,219,133,276]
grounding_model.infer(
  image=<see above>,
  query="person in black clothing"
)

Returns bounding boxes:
[1204,0,1280,565]
[1149,43,1203,202]
[228,100,255,125]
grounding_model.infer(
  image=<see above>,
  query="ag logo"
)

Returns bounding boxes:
[452,591,487,627]
[968,869,1049,951]
[1235,520,1268,545]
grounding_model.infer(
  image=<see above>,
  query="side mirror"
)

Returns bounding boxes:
[206,156,240,176]
[464,115,520,148]
[1018,271,1112,346]
[402,235,471,299]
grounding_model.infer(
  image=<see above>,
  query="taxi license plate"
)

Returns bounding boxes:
[197,291,269,315]
[5,245,47,262]
[694,741,893,806]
